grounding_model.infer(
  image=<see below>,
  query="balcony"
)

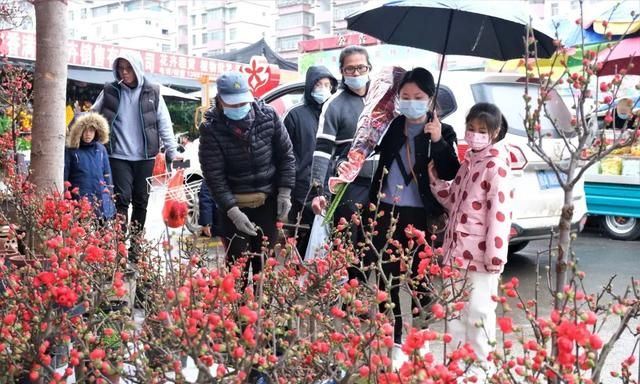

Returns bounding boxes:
[277,0,313,7]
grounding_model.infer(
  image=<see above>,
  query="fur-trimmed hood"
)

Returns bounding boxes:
[66,112,110,148]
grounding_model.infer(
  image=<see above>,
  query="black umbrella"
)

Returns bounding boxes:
[346,0,557,155]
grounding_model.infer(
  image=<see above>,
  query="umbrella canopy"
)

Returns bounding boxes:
[345,0,557,61]
[548,17,609,47]
[590,0,640,35]
[596,36,640,76]
[160,85,199,101]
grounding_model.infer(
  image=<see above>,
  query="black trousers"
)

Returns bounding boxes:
[109,158,155,236]
[368,202,434,344]
[220,197,278,279]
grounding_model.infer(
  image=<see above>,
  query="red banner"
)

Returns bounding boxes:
[299,33,379,53]
[0,30,243,80]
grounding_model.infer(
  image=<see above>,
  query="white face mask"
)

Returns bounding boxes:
[465,130,491,151]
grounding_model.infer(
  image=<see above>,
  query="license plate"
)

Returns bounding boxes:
[537,170,563,190]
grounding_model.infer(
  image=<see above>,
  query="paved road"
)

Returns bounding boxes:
[504,226,639,310]
[499,227,639,383]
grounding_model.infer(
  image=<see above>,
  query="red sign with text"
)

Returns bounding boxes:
[299,33,379,53]
[0,30,243,80]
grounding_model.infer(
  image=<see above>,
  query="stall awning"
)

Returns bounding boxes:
[67,67,201,91]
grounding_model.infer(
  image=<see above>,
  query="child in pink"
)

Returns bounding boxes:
[428,102,513,377]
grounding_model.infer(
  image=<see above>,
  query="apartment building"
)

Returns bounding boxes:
[275,0,366,62]
[68,0,175,53]
[178,0,275,58]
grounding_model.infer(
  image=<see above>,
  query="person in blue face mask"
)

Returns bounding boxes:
[309,45,375,254]
[345,67,460,369]
[606,96,635,130]
[282,65,338,256]
[198,71,296,281]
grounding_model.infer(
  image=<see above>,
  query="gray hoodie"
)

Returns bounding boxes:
[91,51,177,161]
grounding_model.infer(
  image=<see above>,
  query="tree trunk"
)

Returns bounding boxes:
[30,0,67,193]
[554,187,574,310]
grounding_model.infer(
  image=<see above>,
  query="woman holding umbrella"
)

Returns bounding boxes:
[338,67,460,368]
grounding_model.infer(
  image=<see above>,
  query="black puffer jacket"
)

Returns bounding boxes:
[370,114,460,217]
[199,101,296,213]
[283,65,337,205]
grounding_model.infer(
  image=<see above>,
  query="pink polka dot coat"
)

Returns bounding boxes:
[430,143,514,274]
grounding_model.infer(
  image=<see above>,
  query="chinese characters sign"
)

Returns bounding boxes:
[0,30,242,80]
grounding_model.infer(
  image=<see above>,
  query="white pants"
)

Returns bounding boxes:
[449,271,500,364]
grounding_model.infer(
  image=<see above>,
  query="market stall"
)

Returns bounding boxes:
[583,137,640,240]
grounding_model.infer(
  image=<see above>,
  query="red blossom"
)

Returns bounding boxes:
[497,317,514,334]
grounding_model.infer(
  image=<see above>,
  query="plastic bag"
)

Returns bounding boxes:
[600,157,623,175]
[304,214,330,261]
[162,169,188,228]
[152,152,168,186]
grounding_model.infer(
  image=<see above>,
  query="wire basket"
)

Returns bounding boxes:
[146,172,203,202]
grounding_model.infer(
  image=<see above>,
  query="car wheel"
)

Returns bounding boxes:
[508,241,530,254]
[600,215,640,241]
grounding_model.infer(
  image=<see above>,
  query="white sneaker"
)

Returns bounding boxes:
[392,343,409,371]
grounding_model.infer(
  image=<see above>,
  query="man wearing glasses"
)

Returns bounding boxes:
[310,45,375,231]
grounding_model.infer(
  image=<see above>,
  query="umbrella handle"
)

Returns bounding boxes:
[426,112,434,159]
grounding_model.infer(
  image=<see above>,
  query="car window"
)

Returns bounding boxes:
[268,90,304,117]
[471,83,571,138]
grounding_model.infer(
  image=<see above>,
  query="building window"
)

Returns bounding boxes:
[108,3,119,13]
[277,35,303,51]
[191,15,196,25]
[193,34,196,45]
[226,8,236,20]
[81,8,87,19]
[202,13,208,24]
[162,44,171,52]
[210,29,224,41]
[92,5,108,18]
[551,3,559,16]
[277,12,314,29]
[112,23,118,34]
[333,3,360,21]
[69,11,74,21]
[162,28,169,35]
[229,28,237,41]
[145,20,152,25]
[208,8,223,20]
[124,1,141,11]
[202,32,208,44]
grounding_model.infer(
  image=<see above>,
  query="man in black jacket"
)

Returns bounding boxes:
[283,65,337,256]
[198,72,295,272]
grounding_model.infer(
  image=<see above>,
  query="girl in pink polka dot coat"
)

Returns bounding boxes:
[428,102,514,377]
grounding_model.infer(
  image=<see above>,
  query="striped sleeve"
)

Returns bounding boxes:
[310,91,342,195]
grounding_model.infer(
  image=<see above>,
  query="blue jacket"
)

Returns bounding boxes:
[64,113,116,219]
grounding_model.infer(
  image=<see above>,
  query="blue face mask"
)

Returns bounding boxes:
[343,75,368,91]
[223,103,251,121]
[618,113,629,120]
[398,99,429,120]
[311,88,331,104]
